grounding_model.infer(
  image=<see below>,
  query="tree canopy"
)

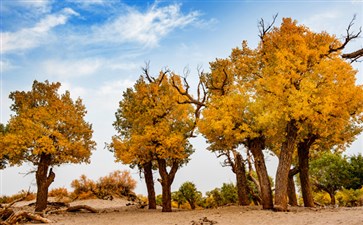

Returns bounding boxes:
[2,80,96,211]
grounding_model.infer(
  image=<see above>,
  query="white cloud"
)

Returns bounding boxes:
[42,58,102,78]
[91,3,200,47]
[1,8,79,54]
[98,79,135,96]
[0,60,16,72]
[302,11,342,33]
[58,82,88,99]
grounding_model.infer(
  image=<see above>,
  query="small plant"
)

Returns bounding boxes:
[48,187,70,201]
[70,170,137,200]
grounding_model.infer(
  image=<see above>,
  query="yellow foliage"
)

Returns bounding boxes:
[199,17,363,157]
[2,80,96,167]
[111,73,195,165]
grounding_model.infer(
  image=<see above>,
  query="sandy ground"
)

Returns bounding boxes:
[11,199,363,225]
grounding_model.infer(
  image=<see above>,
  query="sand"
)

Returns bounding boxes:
[11,199,363,225]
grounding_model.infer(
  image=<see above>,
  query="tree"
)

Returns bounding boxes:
[255,17,363,211]
[178,181,201,210]
[310,152,351,205]
[2,80,96,212]
[199,17,363,211]
[346,154,363,190]
[0,123,9,169]
[110,69,195,212]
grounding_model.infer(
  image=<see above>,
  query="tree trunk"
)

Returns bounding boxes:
[328,191,336,205]
[247,136,273,210]
[157,159,179,212]
[234,151,251,206]
[287,168,299,206]
[188,200,196,210]
[298,135,316,207]
[35,154,55,212]
[143,161,156,209]
[275,120,298,211]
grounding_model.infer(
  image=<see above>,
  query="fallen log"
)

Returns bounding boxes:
[66,205,98,213]
[1,211,51,225]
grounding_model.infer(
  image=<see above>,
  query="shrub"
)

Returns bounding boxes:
[205,188,223,208]
[0,190,36,204]
[48,187,70,201]
[336,188,363,207]
[178,181,201,210]
[70,170,137,200]
[220,183,237,205]
[314,191,332,206]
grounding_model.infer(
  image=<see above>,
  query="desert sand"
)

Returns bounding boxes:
[11,199,363,225]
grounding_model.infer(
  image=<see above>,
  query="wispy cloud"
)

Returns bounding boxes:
[21,0,52,13]
[90,3,200,47]
[1,8,79,54]
[42,58,102,78]
[97,79,136,96]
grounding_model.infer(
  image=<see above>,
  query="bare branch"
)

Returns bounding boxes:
[142,61,155,83]
[327,15,362,56]
[342,48,363,62]
[258,13,278,40]
[157,70,169,86]
[171,70,207,137]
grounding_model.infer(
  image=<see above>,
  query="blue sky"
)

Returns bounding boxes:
[1,0,363,196]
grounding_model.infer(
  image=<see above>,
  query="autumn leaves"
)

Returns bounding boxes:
[1,17,362,213]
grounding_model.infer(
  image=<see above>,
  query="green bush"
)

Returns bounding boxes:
[336,188,363,207]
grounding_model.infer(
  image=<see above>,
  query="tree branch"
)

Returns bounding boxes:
[258,13,278,41]
[324,15,362,59]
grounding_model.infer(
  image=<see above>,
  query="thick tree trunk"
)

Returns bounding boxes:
[298,136,316,207]
[275,120,298,211]
[157,159,179,212]
[234,151,251,206]
[143,161,156,209]
[247,136,273,209]
[287,168,299,206]
[35,154,55,212]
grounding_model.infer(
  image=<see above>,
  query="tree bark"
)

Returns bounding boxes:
[233,151,251,206]
[35,153,55,212]
[275,120,298,211]
[157,159,179,212]
[298,135,316,207]
[287,168,299,206]
[246,136,273,210]
[328,191,336,205]
[342,48,363,60]
[143,161,156,209]
[188,200,196,210]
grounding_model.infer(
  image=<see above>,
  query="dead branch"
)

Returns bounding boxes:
[3,189,31,209]
[142,61,155,83]
[171,68,207,137]
[258,13,278,40]
[1,211,52,225]
[342,48,363,62]
[328,15,362,55]
[0,208,14,221]
[67,205,98,213]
